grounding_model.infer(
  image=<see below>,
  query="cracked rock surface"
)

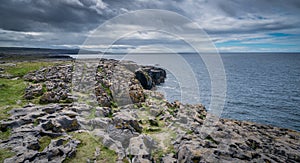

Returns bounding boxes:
[0,59,299,163]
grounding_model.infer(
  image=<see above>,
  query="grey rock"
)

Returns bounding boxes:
[56,116,80,132]
[127,135,154,156]
[107,124,139,148]
[24,84,44,100]
[89,118,108,129]
[161,154,177,163]
[39,91,60,104]
[27,141,40,150]
[113,112,142,133]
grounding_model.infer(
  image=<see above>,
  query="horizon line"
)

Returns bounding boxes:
[0,46,300,54]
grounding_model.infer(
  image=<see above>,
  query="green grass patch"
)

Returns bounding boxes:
[167,106,178,116]
[101,83,112,97]
[38,136,52,152]
[3,61,59,77]
[151,143,176,162]
[110,101,118,108]
[65,132,117,163]
[152,149,164,162]
[0,148,15,162]
[97,67,103,73]
[33,119,39,126]
[141,103,150,110]
[88,108,96,119]
[198,114,206,120]
[0,79,26,106]
[0,61,69,120]
[0,79,26,120]
[99,83,119,108]
[144,127,162,133]
[0,129,11,140]
[41,83,47,93]
[133,104,139,109]
[186,130,193,135]
[151,146,175,162]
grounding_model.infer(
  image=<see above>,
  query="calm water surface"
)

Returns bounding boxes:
[157,53,300,131]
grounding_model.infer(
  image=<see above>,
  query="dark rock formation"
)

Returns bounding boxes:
[135,66,166,90]
[135,69,153,90]
[141,66,166,85]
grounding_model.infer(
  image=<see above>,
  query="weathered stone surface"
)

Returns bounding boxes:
[40,91,60,103]
[56,116,80,132]
[5,137,80,163]
[113,112,143,133]
[24,83,43,99]
[23,64,73,104]
[127,135,154,156]
[1,60,299,163]
[0,103,83,162]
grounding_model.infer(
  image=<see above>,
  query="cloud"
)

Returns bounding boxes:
[175,0,300,34]
[0,0,106,32]
[0,0,300,52]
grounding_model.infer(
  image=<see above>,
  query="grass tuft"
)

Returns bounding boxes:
[0,129,11,140]
[65,132,117,163]
[0,148,15,162]
[0,79,26,120]
[88,108,96,119]
[4,61,59,77]
[38,136,52,152]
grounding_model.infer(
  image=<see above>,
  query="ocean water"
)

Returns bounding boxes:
[156,53,300,131]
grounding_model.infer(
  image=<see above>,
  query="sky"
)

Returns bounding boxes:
[0,0,300,52]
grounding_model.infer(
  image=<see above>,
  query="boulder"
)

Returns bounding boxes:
[135,66,166,90]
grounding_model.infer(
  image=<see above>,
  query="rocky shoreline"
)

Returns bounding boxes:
[0,59,299,162]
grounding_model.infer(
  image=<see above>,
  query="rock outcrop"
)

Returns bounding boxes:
[23,64,73,103]
[0,59,299,163]
[135,66,166,90]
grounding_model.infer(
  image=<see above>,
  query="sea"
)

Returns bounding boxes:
[70,53,300,131]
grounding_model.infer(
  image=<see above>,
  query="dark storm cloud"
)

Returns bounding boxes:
[0,0,300,52]
[2,0,299,34]
[0,0,183,32]
[0,0,106,32]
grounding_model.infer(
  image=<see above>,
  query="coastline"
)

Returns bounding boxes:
[0,58,299,162]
